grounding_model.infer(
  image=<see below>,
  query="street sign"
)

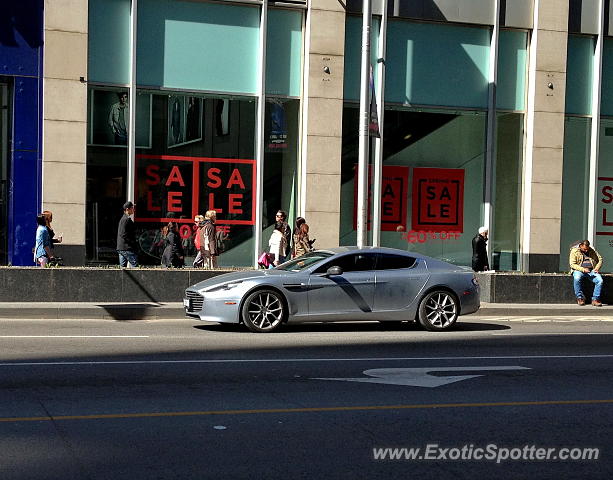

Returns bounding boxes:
[313,366,530,388]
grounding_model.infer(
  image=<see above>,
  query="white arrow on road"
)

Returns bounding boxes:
[313,366,530,388]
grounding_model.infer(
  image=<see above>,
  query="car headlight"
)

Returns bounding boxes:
[204,281,243,292]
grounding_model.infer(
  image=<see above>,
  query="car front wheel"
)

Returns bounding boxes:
[241,289,286,333]
[417,290,459,331]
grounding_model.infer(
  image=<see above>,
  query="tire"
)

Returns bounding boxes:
[417,290,459,331]
[241,289,286,333]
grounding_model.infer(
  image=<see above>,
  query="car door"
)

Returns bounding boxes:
[373,253,429,315]
[307,252,377,321]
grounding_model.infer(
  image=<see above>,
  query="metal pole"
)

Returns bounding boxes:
[484,0,500,268]
[587,0,605,244]
[127,0,137,203]
[357,0,372,248]
[372,2,388,247]
[254,0,268,267]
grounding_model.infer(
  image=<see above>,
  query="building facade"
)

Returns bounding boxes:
[1,0,610,272]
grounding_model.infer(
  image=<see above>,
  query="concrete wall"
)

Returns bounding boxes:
[301,0,346,249]
[43,0,88,265]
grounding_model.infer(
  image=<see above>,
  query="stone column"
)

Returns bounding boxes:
[43,0,88,265]
[301,0,346,248]
[522,0,569,272]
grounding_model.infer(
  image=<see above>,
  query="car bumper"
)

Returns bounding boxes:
[184,290,241,323]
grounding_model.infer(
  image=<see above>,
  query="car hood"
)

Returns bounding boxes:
[189,269,288,291]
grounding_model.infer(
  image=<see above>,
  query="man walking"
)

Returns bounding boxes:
[117,201,138,268]
[570,240,603,306]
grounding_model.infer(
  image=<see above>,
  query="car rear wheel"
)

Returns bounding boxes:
[241,289,285,333]
[417,290,458,331]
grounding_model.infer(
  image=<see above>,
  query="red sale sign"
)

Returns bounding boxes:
[353,165,409,231]
[135,154,256,225]
[412,167,464,232]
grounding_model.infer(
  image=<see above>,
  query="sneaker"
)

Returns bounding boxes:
[577,298,585,306]
[592,299,602,307]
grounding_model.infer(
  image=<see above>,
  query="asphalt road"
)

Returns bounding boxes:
[0,316,611,480]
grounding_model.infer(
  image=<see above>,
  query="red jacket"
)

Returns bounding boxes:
[194,226,203,250]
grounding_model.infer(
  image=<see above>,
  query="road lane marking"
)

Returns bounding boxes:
[314,366,530,388]
[491,333,613,336]
[2,399,613,423]
[0,336,149,338]
[1,355,613,367]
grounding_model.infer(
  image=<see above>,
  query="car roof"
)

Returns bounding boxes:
[316,246,428,259]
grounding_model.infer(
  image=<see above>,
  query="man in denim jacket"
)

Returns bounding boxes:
[569,240,603,306]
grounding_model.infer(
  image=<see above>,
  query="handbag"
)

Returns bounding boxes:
[258,251,272,268]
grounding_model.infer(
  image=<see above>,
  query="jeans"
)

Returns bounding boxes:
[118,250,138,268]
[573,270,603,299]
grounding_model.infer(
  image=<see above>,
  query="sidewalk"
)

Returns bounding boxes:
[0,302,612,320]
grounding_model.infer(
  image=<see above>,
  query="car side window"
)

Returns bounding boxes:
[376,253,417,270]
[314,253,377,274]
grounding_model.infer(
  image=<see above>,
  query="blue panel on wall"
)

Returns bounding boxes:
[88,0,131,84]
[137,0,260,94]
[266,9,303,97]
[600,39,613,116]
[344,16,380,102]
[385,20,490,109]
[13,77,39,151]
[9,150,39,266]
[566,35,594,116]
[497,30,528,111]
[0,0,43,77]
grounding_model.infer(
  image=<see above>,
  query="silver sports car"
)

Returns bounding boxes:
[184,246,480,332]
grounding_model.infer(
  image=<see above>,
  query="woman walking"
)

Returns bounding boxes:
[161,221,185,268]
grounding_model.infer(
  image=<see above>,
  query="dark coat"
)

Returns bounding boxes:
[200,220,218,256]
[162,231,184,267]
[471,233,489,272]
[116,214,137,252]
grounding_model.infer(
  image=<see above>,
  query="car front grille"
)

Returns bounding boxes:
[185,290,204,313]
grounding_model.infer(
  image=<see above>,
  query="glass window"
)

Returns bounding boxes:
[314,252,377,273]
[86,87,129,264]
[600,38,613,116]
[86,87,257,267]
[566,35,594,116]
[277,251,333,271]
[88,0,131,84]
[376,253,416,270]
[497,30,528,111]
[266,9,303,97]
[594,118,613,267]
[385,20,490,108]
[137,0,260,94]
[343,15,381,101]
[492,112,524,271]
[559,116,591,271]
[340,105,487,268]
[262,98,300,248]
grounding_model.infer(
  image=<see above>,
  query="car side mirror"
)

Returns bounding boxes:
[326,266,343,277]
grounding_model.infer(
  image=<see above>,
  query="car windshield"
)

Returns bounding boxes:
[276,251,334,272]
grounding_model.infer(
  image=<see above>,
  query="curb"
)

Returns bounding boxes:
[1,302,613,320]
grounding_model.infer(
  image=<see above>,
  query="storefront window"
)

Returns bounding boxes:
[595,118,613,267]
[86,87,256,266]
[492,113,523,270]
[559,117,591,271]
[340,105,487,267]
[262,98,300,251]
